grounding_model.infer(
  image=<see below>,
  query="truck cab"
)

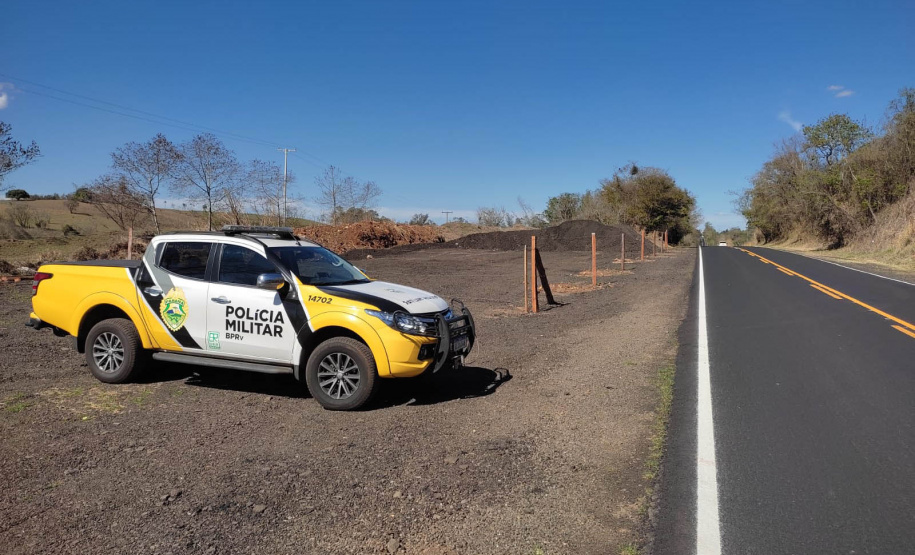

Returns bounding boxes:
[29,226,475,410]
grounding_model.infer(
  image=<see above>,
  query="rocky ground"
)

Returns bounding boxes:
[0,245,694,555]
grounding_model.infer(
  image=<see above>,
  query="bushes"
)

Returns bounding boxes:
[742,88,915,246]
[8,203,34,228]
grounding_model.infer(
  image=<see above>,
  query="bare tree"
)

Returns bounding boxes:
[87,174,149,231]
[315,166,346,225]
[223,181,250,226]
[172,134,240,231]
[0,122,40,191]
[350,179,381,214]
[247,159,288,226]
[314,166,381,225]
[110,133,178,233]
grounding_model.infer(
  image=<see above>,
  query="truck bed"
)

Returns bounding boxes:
[48,260,143,268]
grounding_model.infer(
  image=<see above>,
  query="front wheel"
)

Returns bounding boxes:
[85,318,144,383]
[304,337,378,410]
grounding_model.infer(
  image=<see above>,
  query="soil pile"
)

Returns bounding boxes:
[294,221,445,253]
[346,220,652,258]
[452,220,643,252]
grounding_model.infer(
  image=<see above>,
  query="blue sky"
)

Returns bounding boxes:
[1,0,912,228]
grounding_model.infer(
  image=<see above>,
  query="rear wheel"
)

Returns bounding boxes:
[85,318,144,383]
[304,337,378,410]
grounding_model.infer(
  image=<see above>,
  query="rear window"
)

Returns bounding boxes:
[158,242,212,280]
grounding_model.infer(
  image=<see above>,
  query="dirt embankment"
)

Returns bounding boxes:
[294,221,446,253]
[0,243,695,555]
[347,220,653,259]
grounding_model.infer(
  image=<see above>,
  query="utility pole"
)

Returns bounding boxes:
[441,211,453,223]
[277,147,296,225]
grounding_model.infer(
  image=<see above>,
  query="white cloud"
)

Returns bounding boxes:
[0,82,16,110]
[778,111,802,132]
[826,84,854,98]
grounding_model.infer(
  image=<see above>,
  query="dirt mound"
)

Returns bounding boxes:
[452,220,643,252]
[344,220,655,260]
[294,221,445,253]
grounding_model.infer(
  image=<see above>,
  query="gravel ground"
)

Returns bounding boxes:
[0,246,694,555]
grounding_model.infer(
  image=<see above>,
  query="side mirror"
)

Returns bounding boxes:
[256,273,286,291]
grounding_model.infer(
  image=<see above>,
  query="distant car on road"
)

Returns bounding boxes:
[718,241,728,246]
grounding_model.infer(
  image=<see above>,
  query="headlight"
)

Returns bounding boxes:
[365,309,438,337]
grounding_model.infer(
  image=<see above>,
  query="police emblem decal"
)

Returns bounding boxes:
[159,287,189,331]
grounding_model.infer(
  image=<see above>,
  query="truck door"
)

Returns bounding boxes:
[205,243,295,363]
[138,240,213,353]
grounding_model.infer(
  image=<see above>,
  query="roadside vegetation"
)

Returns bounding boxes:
[739,88,915,265]
[536,164,700,245]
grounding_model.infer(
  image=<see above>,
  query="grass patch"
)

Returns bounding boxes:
[131,388,153,406]
[627,362,677,554]
[3,392,33,413]
[644,363,675,483]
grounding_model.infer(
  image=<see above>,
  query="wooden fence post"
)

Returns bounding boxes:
[591,232,597,288]
[641,228,645,261]
[531,236,538,313]
[523,245,528,313]
[127,227,133,260]
[621,233,625,270]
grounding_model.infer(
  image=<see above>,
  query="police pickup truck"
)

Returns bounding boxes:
[27,226,475,410]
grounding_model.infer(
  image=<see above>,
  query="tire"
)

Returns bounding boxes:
[85,318,144,384]
[304,337,378,410]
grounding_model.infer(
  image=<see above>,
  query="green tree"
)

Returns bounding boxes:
[5,188,30,200]
[802,114,872,166]
[543,193,581,223]
[701,222,718,245]
[409,213,431,225]
[72,187,93,202]
[600,166,696,242]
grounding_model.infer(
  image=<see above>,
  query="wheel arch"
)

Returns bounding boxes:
[76,302,149,353]
[295,313,390,380]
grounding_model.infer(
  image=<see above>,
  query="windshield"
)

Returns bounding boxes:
[269,246,369,286]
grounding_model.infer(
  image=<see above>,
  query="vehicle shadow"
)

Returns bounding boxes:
[139,361,310,399]
[370,366,512,409]
[139,361,511,407]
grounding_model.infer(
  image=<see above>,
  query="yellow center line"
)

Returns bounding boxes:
[892,325,915,339]
[777,268,795,276]
[738,248,915,333]
[810,283,842,299]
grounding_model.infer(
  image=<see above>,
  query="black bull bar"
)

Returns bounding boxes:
[431,300,476,373]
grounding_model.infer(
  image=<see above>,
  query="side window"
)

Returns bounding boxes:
[218,244,278,287]
[158,242,212,280]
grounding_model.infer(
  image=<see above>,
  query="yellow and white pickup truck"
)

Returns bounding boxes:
[28,226,475,410]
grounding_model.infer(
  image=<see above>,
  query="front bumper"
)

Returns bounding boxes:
[431,301,476,373]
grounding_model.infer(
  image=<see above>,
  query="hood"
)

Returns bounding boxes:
[316,280,449,315]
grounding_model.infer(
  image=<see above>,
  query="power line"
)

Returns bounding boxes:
[2,73,282,148]
[441,211,453,223]
[2,73,383,203]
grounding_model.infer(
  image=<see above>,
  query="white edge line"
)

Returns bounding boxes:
[697,247,722,555]
[756,248,915,287]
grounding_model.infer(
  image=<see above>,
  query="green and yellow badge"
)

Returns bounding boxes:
[159,287,189,331]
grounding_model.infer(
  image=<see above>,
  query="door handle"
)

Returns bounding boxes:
[144,286,163,297]
[210,296,231,304]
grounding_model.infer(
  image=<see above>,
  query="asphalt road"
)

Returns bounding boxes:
[654,246,915,555]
